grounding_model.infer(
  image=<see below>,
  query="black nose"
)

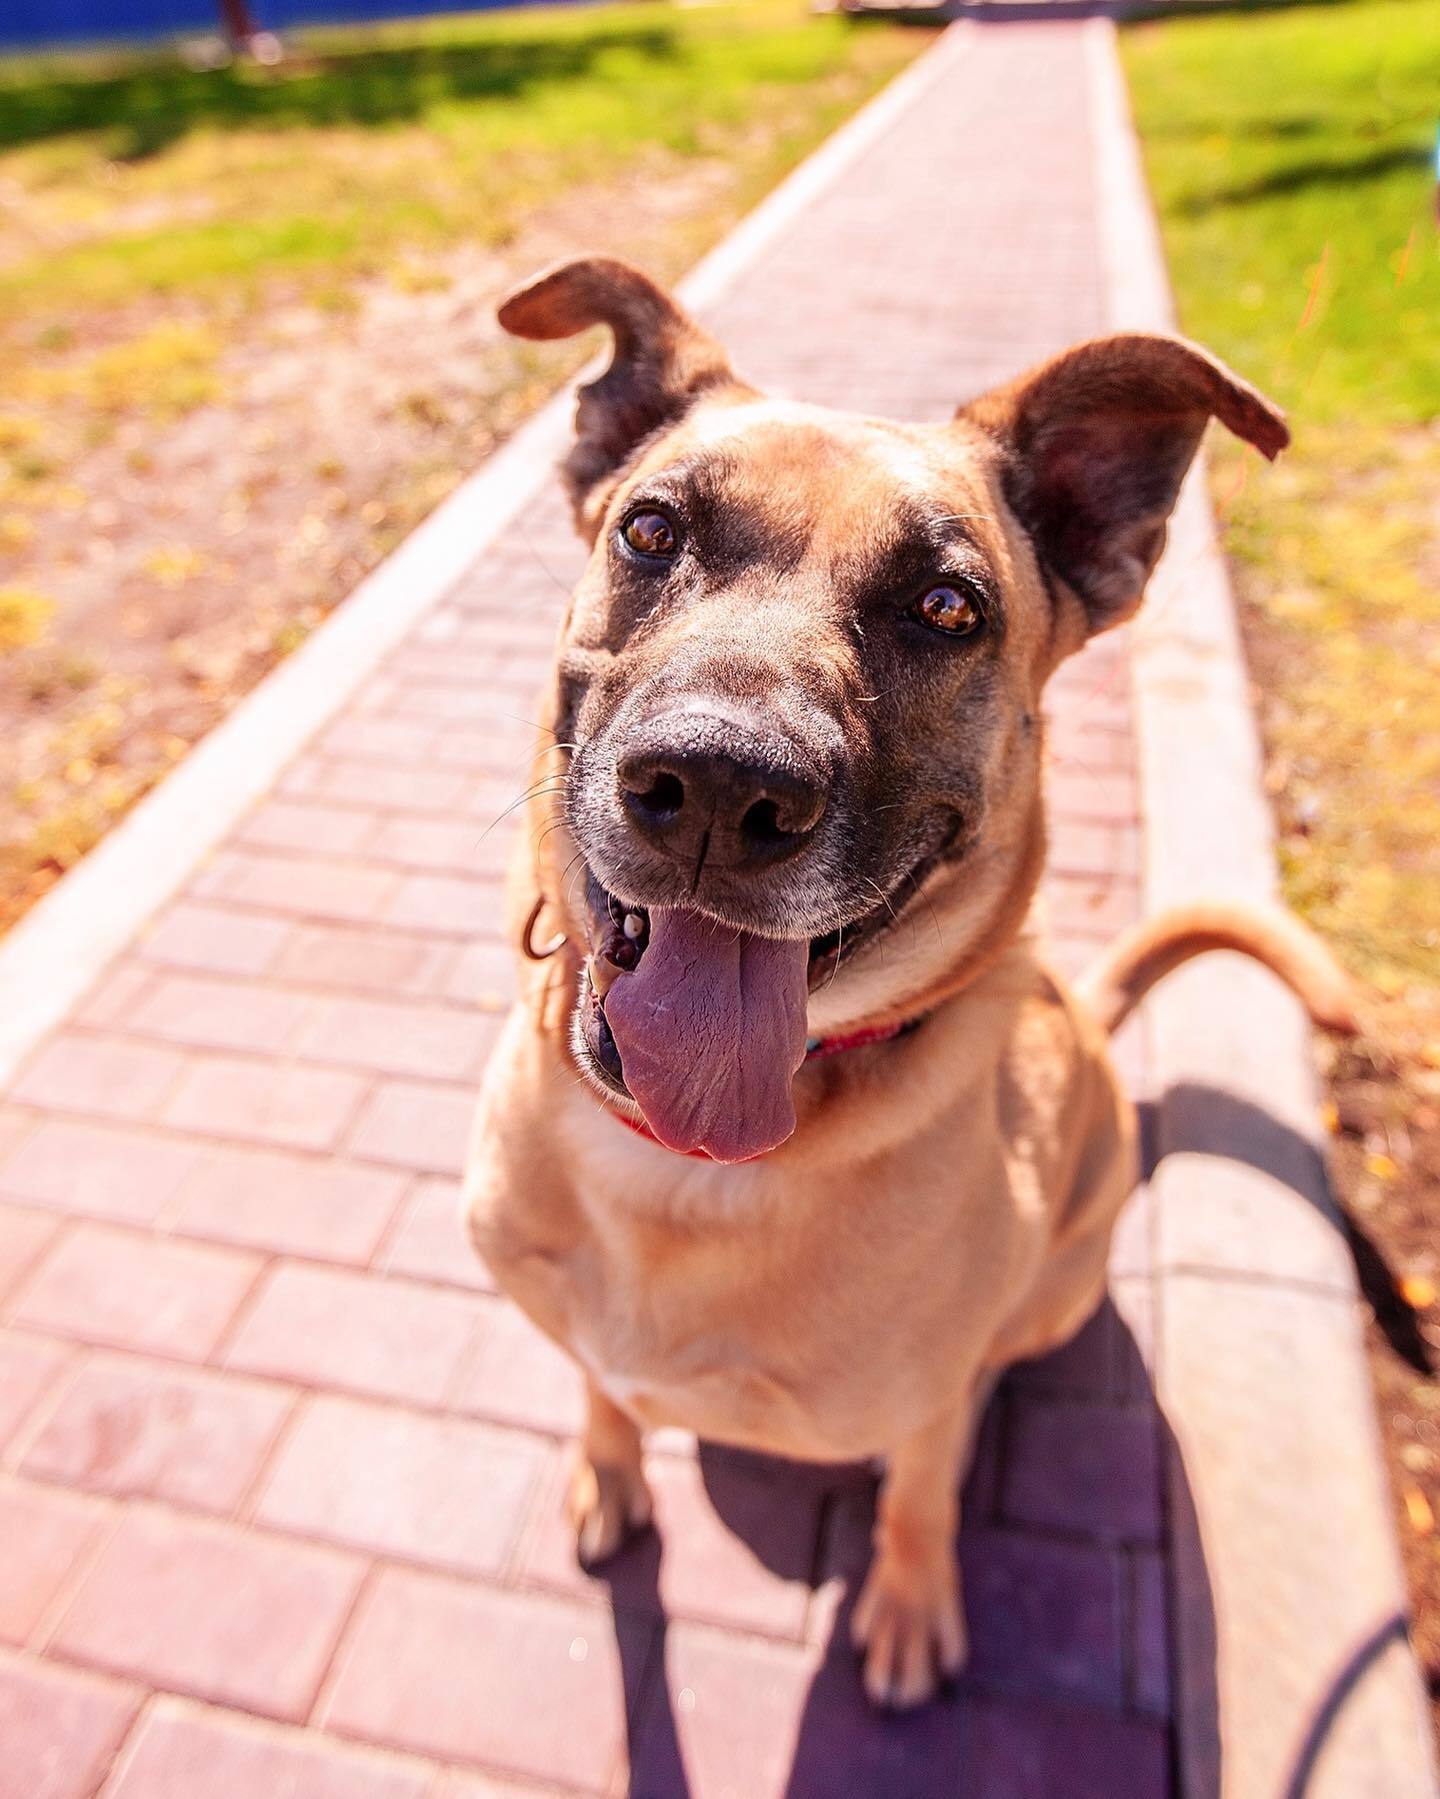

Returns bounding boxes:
[617,712,827,871]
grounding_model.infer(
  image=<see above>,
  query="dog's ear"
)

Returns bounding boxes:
[498,256,739,516]
[960,333,1288,633]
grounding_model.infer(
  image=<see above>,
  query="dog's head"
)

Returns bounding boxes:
[501,256,1287,1161]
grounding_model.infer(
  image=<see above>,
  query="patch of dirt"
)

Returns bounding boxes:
[1325,1024,1440,1725]
[0,157,729,925]
[1237,540,1440,1736]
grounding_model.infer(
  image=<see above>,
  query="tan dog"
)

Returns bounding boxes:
[464,258,1354,1709]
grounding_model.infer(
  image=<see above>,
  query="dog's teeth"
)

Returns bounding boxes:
[623,912,645,940]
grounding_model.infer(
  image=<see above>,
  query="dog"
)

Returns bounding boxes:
[463,256,1355,1709]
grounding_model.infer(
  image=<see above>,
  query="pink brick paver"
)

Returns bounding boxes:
[0,22,1176,1795]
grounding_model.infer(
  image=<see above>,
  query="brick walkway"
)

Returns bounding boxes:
[0,24,1171,1798]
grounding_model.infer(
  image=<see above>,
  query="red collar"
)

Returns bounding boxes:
[610,1015,918,1160]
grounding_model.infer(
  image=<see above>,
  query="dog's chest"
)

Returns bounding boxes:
[554,1196,978,1460]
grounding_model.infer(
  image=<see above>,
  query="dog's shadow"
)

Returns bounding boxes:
[591,1079,1423,1797]
[602,1302,1194,1799]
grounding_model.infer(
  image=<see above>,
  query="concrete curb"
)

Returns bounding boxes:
[1087,20,1437,1798]
[0,21,972,1091]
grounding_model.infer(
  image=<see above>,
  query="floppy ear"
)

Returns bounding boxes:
[498,256,741,519]
[960,334,1288,633]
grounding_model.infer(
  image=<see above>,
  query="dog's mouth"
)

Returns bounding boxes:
[574,851,945,1163]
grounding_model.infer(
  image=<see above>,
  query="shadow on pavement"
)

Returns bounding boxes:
[601,1300,1214,1798]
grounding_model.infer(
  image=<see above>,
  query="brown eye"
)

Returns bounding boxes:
[914,584,984,637]
[622,509,678,559]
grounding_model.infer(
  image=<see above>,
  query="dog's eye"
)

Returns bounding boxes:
[621,509,678,559]
[913,584,984,638]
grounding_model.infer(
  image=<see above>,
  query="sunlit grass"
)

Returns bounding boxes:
[1123,0,1440,999]
[0,3,921,319]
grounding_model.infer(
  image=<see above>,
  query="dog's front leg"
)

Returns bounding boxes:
[851,1377,995,1709]
[568,1377,654,1567]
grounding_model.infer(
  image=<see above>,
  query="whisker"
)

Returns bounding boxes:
[479,775,569,841]
[895,864,944,951]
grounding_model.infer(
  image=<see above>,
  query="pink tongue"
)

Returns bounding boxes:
[603,907,810,1162]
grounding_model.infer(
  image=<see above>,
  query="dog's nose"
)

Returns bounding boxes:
[618,714,826,870]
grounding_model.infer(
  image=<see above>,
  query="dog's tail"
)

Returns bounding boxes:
[1077,903,1360,1037]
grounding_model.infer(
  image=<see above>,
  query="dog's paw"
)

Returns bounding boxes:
[567,1453,654,1567]
[850,1556,966,1710]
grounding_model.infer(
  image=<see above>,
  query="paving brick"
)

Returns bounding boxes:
[270,923,454,998]
[454,1299,584,1436]
[254,1393,542,1573]
[366,816,494,874]
[101,1698,437,1799]
[432,726,537,775]
[441,939,515,1010]
[225,1264,480,1406]
[1047,816,1141,880]
[1001,1396,1161,1543]
[0,1119,202,1226]
[0,1107,33,1163]
[1110,1276,1156,1399]
[389,646,509,685]
[0,1649,140,1799]
[22,1355,294,1515]
[52,1507,364,1721]
[11,1036,185,1123]
[297,996,494,1082]
[960,1530,1126,1709]
[128,975,312,1056]
[193,850,398,925]
[379,1177,495,1291]
[160,1054,367,1152]
[1043,764,1140,824]
[238,799,379,858]
[74,965,154,1031]
[382,873,499,937]
[280,758,472,814]
[0,1478,110,1644]
[345,1081,472,1177]
[0,1331,73,1450]
[385,678,539,723]
[521,1447,820,1641]
[429,1773,542,1799]
[13,1226,261,1361]
[0,1202,60,1302]
[1043,871,1142,940]
[138,902,290,977]
[171,1145,405,1263]
[321,1568,647,1787]
[1048,720,1136,775]
[821,1501,1126,1711]
[959,1697,1170,1798]
[629,1625,821,1799]
[318,717,438,766]
[1130,1547,1171,1720]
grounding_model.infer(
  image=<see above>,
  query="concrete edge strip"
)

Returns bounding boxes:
[1087,19,1436,1796]
[0,19,972,1090]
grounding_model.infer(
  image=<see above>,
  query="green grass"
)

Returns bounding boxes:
[1123,0,1438,425]
[0,3,923,320]
[1123,0,1440,1001]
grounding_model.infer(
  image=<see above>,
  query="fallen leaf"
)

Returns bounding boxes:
[1403,1485,1434,1535]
